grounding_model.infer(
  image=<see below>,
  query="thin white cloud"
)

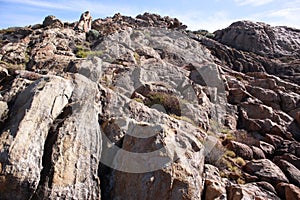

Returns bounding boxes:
[248,1,300,29]
[0,0,72,10]
[267,7,300,18]
[234,0,274,6]
[0,0,141,27]
[163,10,238,32]
[0,0,138,16]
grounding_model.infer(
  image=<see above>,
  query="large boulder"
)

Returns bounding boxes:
[251,146,266,159]
[75,11,92,32]
[227,140,253,160]
[275,160,300,187]
[214,20,300,57]
[203,164,227,200]
[258,141,275,158]
[276,183,300,200]
[273,154,300,169]
[0,76,74,199]
[34,74,102,199]
[227,182,280,200]
[43,15,64,28]
[100,87,206,199]
[243,159,289,186]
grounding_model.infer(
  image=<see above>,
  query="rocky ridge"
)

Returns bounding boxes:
[0,12,300,200]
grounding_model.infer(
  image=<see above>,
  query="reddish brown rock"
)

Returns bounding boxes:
[276,183,300,200]
[227,182,280,200]
[275,160,300,187]
[295,112,300,127]
[227,140,253,160]
[258,141,275,157]
[273,154,300,169]
[243,159,289,186]
[264,134,283,149]
[241,102,274,120]
[285,184,300,200]
[203,164,227,200]
[251,146,266,159]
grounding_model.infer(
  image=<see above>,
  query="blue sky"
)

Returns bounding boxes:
[0,0,299,32]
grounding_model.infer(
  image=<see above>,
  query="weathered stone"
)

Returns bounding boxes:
[275,160,300,187]
[276,140,300,157]
[36,74,102,199]
[241,102,274,120]
[227,140,253,160]
[214,20,300,57]
[227,182,280,200]
[243,159,289,186]
[295,111,300,127]
[279,91,300,112]
[246,85,280,107]
[273,154,300,169]
[203,164,227,200]
[75,11,92,32]
[264,134,283,149]
[285,184,300,200]
[66,56,102,82]
[102,90,206,199]
[27,28,84,72]
[0,101,8,122]
[276,183,300,200]
[259,141,275,157]
[0,76,74,199]
[251,146,266,159]
[256,181,277,194]
[43,15,63,28]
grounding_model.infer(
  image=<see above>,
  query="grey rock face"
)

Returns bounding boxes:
[1,13,300,200]
[0,76,73,199]
[214,20,300,58]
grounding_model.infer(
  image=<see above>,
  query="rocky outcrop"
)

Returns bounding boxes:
[75,11,92,32]
[43,15,64,29]
[0,12,300,200]
[91,12,187,36]
[243,159,289,186]
[227,182,280,200]
[0,76,73,199]
[203,164,226,200]
[214,20,300,58]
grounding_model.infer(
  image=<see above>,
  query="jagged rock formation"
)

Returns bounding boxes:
[0,12,300,200]
[75,11,92,32]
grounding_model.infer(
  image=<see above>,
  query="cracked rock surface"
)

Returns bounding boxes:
[0,12,300,200]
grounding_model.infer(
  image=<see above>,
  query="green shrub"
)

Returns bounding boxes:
[133,97,144,103]
[133,52,141,65]
[224,150,236,158]
[170,114,196,126]
[234,157,246,166]
[193,29,215,38]
[75,45,103,58]
[145,92,181,116]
